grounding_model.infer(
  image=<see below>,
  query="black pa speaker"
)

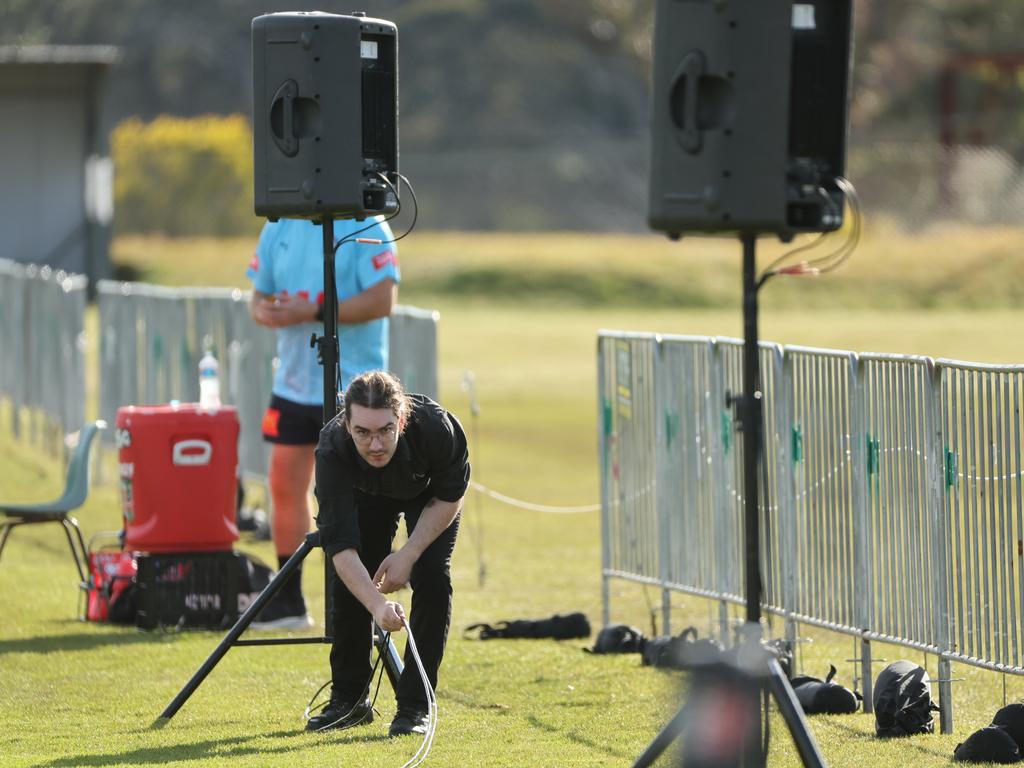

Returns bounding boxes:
[252,11,398,221]
[648,0,852,241]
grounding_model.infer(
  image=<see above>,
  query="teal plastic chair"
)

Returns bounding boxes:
[0,421,106,582]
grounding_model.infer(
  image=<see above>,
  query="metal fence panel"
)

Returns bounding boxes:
[713,339,786,608]
[656,336,718,598]
[861,354,941,650]
[712,339,746,604]
[758,343,790,616]
[0,260,28,430]
[785,346,859,632]
[939,360,1024,671]
[598,333,659,582]
[389,305,439,397]
[598,333,1013,680]
[96,280,438,481]
[0,258,86,440]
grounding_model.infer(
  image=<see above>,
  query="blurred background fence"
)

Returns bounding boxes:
[0,258,87,450]
[599,332,1024,733]
[96,280,438,480]
[0,260,438,482]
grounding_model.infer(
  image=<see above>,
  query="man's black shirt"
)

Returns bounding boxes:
[314,394,470,558]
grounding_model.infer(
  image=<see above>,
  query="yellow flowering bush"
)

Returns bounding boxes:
[113,114,259,236]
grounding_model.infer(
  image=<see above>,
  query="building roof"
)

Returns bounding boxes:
[0,45,120,65]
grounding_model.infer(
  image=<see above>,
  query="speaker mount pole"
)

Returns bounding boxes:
[631,233,826,767]
[739,231,824,766]
[319,216,340,424]
[741,232,763,626]
[317,214,403,691]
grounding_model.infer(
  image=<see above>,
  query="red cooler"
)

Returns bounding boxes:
[116,404,240,552]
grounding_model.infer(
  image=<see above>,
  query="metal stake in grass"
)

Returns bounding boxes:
[462,370,486,587]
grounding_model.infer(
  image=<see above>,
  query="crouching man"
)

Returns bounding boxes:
[308,370,469,737]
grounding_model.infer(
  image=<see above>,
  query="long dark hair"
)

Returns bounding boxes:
[342,370,411,428]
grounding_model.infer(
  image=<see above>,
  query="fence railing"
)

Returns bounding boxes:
[0,258,87,446]
[96,279,439,480]
[0,262,439,477]
[598,331,1024,733]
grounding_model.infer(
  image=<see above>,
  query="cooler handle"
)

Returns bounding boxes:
[172,439,212,466]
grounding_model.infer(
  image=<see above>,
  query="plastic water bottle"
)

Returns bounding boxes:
[198,351,221,409]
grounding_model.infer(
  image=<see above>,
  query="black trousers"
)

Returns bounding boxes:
[329,489,459,710]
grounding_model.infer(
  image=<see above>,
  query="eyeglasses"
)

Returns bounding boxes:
[350,423,399,445]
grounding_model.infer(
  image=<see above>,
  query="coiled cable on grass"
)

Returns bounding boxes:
[304,631,390,732]
[303,616,438,768]
[399,616,437,768]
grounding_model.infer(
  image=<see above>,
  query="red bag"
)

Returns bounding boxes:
[86,551,137,622]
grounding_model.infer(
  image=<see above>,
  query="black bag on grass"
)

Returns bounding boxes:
[587,624,645,654]
[873,660,939,737]
[642,627,723,670]
[992,703,1024,753]
[953,726,1021,763]
[465,612,591,640]
[763,637,795,680]
[791,664,860,715]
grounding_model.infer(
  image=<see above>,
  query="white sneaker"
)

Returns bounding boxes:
[250,595,315,630]
[251,611,315,631]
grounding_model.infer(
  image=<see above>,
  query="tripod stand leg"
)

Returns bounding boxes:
[765,659,827,768]
[630,705,688,768]
[377,625,405,692]
[154,532,320,724]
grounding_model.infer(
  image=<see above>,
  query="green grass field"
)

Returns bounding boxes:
[4,226,1024,767]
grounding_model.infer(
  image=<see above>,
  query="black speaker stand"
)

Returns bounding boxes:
[631,234,826,767]
[155,215,403,724]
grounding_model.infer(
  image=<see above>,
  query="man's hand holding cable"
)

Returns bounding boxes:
[332,548,408,632]
[373,599,406,632]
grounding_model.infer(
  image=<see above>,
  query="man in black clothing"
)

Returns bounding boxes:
[308,370,469,736]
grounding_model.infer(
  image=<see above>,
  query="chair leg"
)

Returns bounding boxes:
[60,518,88,584]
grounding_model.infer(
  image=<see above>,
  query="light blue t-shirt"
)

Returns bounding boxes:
[246,217,400,405]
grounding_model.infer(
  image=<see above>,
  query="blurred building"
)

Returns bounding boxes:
[0,45,119,290]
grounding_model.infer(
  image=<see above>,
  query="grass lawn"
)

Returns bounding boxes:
[4,227,1024,766]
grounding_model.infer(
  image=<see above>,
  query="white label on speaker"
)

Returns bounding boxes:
[792,4,816,29]
[361,40,378,59]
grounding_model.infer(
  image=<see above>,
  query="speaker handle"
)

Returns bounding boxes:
[271,80,300,157]
[671,50,705,154]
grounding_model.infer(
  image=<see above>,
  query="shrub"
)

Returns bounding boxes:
[112,114,260,236]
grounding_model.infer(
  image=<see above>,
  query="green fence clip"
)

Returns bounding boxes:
[791,426,803,463]
[602,401,613,436]
[664,411,680,449]
[153,335,163,364]
[721,409,731,454]
[945,447,958,488]
[866,434,880,476]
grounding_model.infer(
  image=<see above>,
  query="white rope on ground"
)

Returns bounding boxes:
[470,480,600,513]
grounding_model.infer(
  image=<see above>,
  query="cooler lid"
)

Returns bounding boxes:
[115,403,239,427]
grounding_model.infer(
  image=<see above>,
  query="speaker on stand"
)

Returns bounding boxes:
[159,11,406,722]
[638,2,854,765]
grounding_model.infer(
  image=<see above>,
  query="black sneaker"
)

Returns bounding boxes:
[389,706,430,737]
[250,594,314,631]
[305,697,374,732]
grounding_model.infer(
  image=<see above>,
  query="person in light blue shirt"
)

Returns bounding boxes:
[246,216,400,629]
